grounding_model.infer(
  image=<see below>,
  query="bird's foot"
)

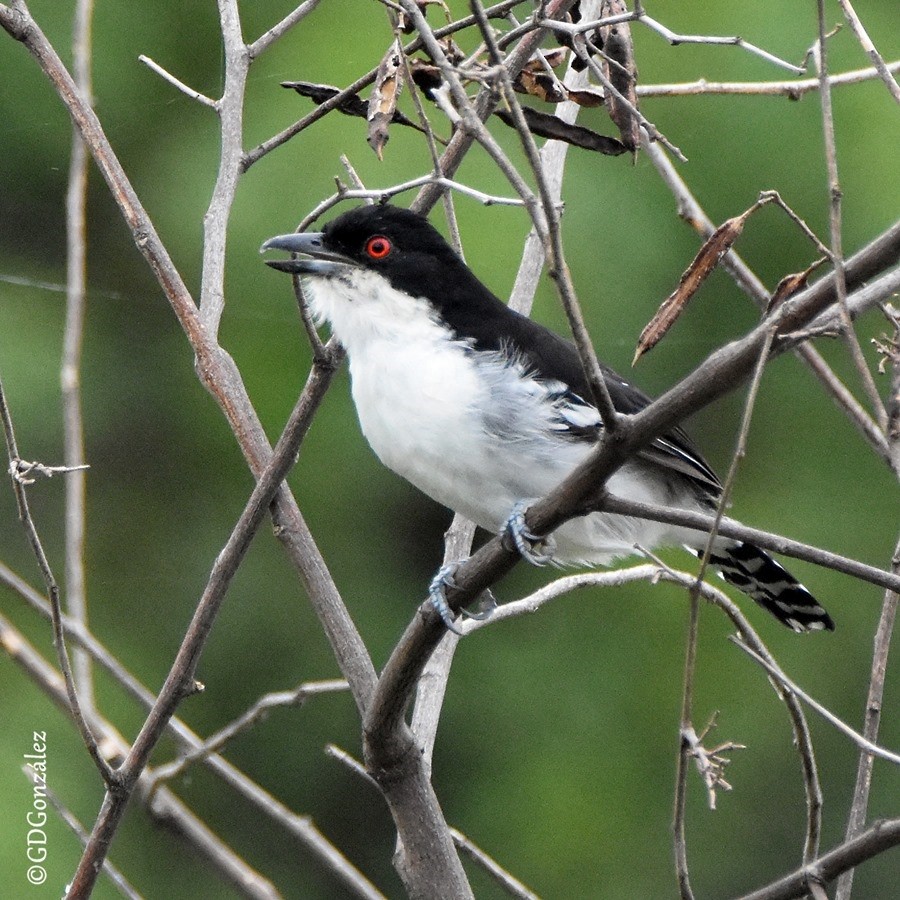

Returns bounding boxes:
[428,564,498,634]
[503,501,556,566]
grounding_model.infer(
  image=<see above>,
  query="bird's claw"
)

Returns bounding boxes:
[428,565,499,634]
[503,501,556,566]
[429,564,465,635]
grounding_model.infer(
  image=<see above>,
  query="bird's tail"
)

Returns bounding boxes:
[692,541,835,633]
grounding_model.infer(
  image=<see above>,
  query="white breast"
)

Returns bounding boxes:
[307,271,710,566]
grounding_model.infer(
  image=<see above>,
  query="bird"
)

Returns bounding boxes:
[262,203,834,634]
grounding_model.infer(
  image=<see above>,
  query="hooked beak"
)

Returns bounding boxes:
[260,231,357,275]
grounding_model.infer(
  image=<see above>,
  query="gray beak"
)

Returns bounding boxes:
[260,231,356,274]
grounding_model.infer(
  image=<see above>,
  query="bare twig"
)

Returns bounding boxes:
[735,818,900,900]
[675,328,775,899]
[247,0,324,59]
[138,54,218,107]
[542,8,806,73]
[597,494,900,596]
[836,531,900,899]
[636,59,900,98]
[65,0,95,724]
[815,4,889,431]
[149,679,349,787]
[834,0,900,104]
[731,639,900,767]
[0,377,115,785]
[451,828,542,900]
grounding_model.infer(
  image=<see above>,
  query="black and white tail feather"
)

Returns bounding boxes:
[696,542,834,632]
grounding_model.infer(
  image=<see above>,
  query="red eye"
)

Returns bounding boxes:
[365,235,392,259]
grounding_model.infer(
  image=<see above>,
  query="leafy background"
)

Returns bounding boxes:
[0,1,898,897]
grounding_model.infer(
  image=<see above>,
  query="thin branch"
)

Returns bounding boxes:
[149,680,349,787]
[836,530,900,899]
[735,818,900,900]
[451,828,542,900]
[815,5,889,431]
[636,10,806,74]
[636,59,900,97]
[198,0,247,335]
[834,0,900,104]
[138,54,218,108]
[597,494,900,595]
[247,0,324,59]
[676,328,775,899]
[0,376,115,785]
[674,575,700,899]
[731,640,900,767]
[64,0,94,723]
[542,8,806,73]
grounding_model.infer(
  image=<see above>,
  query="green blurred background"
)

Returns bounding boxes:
[1,1,898,897]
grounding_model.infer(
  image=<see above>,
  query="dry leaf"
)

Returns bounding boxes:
[282,81,428,135]
[634,210,753,364]
[598,0,639,151]
[566,87,606,108]
[765,257,827,314]
[367,40,405,160]
[494,107,627,155]
[514,67,567,104]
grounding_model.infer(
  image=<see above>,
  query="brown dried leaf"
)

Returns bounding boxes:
[367,40,405,161]
[597,0,640,151]
[765,257,828,314]
[494,107,627,156]
[566,87,606,108]
[634,210,752,365]
[521,48,568,72]
[282,81,428,135]
[514,68,567,104]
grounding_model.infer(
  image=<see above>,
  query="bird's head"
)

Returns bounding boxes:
[262,203,516,353]
[261,204,467,298]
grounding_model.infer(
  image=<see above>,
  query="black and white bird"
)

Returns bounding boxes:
[262,204,834,634]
